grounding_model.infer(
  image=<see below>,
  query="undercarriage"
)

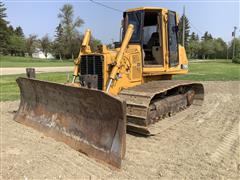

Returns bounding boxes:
[119,80,204,135]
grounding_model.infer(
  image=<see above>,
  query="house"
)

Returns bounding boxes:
[32,48,54,59]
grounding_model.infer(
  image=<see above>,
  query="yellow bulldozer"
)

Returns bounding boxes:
[14,7,204,168]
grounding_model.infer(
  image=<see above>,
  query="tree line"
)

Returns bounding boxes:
[178,15,239,62]
[0,2,101,60]
[0,1,239,62]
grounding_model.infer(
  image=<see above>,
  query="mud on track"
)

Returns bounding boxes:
[1,81,239,179]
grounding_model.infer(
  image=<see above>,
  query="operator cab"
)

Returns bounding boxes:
[122,8,179,68]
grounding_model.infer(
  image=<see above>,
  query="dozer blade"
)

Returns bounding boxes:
[14,77,126,168]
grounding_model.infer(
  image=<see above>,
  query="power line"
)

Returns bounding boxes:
[89,0,122,13]
[90,1,204,37]
[189,21,204,36]
[180,6,203,36]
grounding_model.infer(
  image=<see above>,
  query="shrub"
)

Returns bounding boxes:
[232,57,240,64]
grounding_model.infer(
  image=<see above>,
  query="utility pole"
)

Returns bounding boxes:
[182,6,185,47]
[232,26,237,59]
[227,43,228,60]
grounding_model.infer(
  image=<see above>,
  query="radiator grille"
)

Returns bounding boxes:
[80,55,104,90]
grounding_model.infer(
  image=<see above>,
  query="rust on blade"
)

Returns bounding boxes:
[14,77,126,168]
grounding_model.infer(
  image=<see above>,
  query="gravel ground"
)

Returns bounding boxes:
[0,81,239,179]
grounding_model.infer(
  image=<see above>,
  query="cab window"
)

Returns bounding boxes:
[142,11,163,66]
[123,11,142,43]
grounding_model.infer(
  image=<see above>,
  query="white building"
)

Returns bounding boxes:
[32,48,54,59]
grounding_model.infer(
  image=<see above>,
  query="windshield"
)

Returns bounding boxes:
[123,11,142,43]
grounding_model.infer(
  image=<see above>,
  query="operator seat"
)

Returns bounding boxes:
[147,32,159,48]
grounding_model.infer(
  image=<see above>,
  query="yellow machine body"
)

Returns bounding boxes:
[74,7,188,95]
[15,7,204,169]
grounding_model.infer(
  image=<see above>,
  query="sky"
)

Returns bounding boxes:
[3,0,240,44]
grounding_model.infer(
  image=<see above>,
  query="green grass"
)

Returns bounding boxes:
[0,56,73,68]
[0,72,71,101]
[174,60,240,81]
[1,60,239,102]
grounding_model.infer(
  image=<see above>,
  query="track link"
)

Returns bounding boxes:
[119,80,204,136]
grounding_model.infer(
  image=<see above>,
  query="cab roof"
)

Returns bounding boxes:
[125,6,167,13]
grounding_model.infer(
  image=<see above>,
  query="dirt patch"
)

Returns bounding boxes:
[1,81,239,179]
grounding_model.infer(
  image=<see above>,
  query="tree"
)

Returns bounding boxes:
[0,1,9,54]
[186,31,229,59]
[201,31,213,41]
[63,32,102,59]
[7,26,26,56]
[213,38,227,59]
[25,34,37,57]
[58,4,84,59]
[70,32,83,58]
[39,34,51,58]
[188,32,201,59]
[199,31,215,59]
[0,1,7,24]
[189,32,198,41]
[200,39,215,59]
[53,24,65,60]
[229,38,240,63]
[91,38,102,51]
[15,26,24,37]
[8,34,25,56]
[8,25,14,34]
[178,14,190,48]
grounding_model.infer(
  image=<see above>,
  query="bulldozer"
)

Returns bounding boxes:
[14,7,204,168]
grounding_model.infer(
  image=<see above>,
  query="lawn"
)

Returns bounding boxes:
[174,60,240,81]
[0,56,73,68]
[0,60,239,102]
[0,72,71,101]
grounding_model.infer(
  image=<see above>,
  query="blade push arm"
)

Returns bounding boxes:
[72,29,92,83]
[106,24,134,92]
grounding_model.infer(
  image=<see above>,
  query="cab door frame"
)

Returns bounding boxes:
[142,9,167,75]
[167,10,179,68]
[142,10,164,68]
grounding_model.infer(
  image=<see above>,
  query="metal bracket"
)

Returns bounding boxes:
[79,75,98,89]
[26,68,36,79]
